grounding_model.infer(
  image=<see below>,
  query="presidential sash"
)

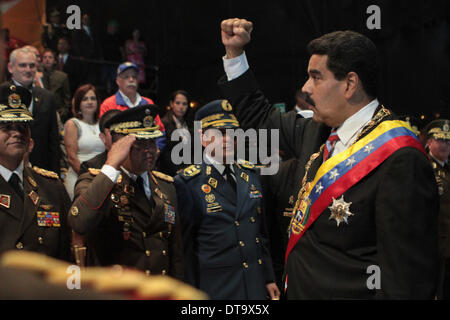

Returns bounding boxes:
[285,120,426,263]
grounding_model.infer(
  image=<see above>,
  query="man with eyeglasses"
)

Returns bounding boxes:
[69,105,183,278]
[99,62,166,151]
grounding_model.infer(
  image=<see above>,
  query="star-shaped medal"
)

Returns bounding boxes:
[328,196,353,226]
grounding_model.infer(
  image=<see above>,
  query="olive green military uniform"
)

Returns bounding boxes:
[69,168,183,279]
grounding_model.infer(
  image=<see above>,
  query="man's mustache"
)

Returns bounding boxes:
[303,93,315,107]
[127,83,137,88]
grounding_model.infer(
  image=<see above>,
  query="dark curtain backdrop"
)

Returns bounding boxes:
[49,0,450,123]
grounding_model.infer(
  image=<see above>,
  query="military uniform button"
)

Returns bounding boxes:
[145,250,151,257]
[142,232,147,238]
[70,206,79,216]
[162,250,167,256]
[257,207,261,214]
[258,259,262,265]
[16,242,23,250]
[235,221,240,226]
[239,241,245,247]
[243,262,248,269]
[38,237,44,244]
[162,270,167,275]
[145,270,151,276]
[256,237,260,244]
[250,217,255,223]
[159,232,163,238]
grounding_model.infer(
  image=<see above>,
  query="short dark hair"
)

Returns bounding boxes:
[99,109,121,133]
[72,84,100,121]
[307,30,380,99]
[42,48,56,58]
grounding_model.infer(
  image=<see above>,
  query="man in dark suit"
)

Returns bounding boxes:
[174,100,280,300]
[218,18,439,299]
[41,48,71,123]
[56,36,81,94]
[79,109,121,175]
[71,13,102,85]
[0,85,71,261]
[69,105,183,279]
[2,47,61,175]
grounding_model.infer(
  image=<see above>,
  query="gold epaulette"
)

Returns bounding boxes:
[88,168,102,176]
[32,166,59,179]
[182,165,201,177]
[152,171,174,183]
[237,160,255,170]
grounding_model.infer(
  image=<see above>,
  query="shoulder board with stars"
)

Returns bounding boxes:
[152,171,174,183]
[180,165,201,180]
[237,160,255,170]
[88,168,102,176]
[32,166,59,179]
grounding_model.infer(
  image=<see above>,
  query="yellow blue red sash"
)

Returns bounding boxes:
[285,120,426,263]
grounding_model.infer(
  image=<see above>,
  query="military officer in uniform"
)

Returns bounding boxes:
[68,105,183,279]
[424,119,450,299]
[174,100,280,300]
[0,85,71,261]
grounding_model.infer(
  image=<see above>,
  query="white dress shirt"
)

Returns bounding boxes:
[331,99,379,157]
[0,161,24,188]
[204,153,236,182]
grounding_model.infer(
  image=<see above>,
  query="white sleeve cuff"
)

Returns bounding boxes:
[101,164,120,183]
[222,51,249,81]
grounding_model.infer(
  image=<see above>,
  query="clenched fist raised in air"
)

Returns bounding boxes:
[221,18,253,58]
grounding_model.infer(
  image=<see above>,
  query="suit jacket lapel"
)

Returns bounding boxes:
[31,88,42,117]
[208,164,236,203]
[148,172,165,227]
[20,166,42,234]
[0,174,23,221]
[233,164,249,219]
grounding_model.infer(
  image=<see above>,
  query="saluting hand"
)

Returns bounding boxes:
[221,18,253,58]
[105,134,136,169]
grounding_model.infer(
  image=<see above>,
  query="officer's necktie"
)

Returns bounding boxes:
[9,173,24,200]
[323,129,339,162]
[223,165,237,193]
[134,176,145,195]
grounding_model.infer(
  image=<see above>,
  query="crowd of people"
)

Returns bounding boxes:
[0,12,448,301]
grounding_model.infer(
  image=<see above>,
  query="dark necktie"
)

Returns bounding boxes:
[223,165,236,192]
[9,173,24,200]
[134,176,145,195]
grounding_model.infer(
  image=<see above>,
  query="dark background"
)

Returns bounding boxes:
[49,0,450,124]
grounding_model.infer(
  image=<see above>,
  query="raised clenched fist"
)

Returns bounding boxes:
[221,18,253,58]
